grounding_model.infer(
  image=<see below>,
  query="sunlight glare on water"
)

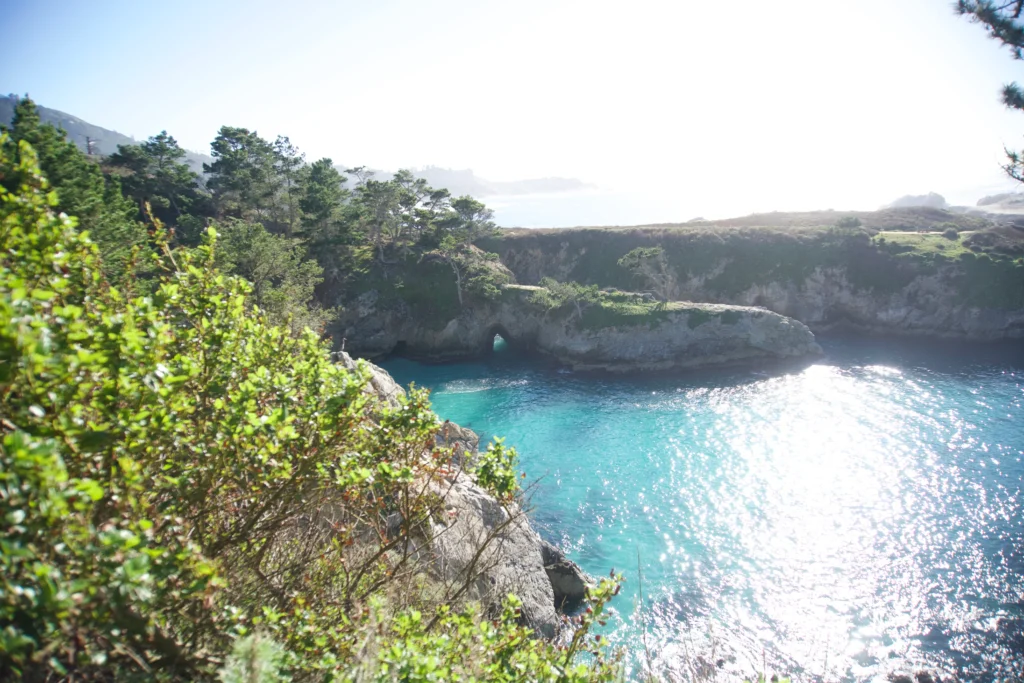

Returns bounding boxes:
[381,338,1024,681]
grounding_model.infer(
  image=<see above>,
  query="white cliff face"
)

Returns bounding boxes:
[337,289,823,371]
[530,303,821,372]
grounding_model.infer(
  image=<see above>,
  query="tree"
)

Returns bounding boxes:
[0,96,146,283]
[958,1,1024,181]
[617,246,676,301]
[204,126,279,219]
[437,235,468,306]
[107,130,205,229]
[344,165,375,187]
[535,277,600,320]
[448,195,497,245]
[299,157,348,238]
[357,178,403,262]
[215,219,335,333]
[272,135,306,235]
[392,169,432,244]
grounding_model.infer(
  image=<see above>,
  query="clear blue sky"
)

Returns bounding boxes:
[2,0,1023,217]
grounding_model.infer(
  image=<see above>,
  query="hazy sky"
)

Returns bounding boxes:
[3,0,1024,221]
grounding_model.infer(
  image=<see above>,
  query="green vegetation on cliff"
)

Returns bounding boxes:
[479,221,1024,310]
[526,281,751,332]
[0,140,622,680]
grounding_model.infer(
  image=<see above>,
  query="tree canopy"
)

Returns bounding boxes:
[0,94,514,340]
[1,97,146,283]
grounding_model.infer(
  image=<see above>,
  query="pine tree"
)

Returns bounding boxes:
[0,96,147,282]
[272,135,306,235]
[204,126,279,220]
[958,1,1024,180]
[107,131,206,230]
[300,158,348,239]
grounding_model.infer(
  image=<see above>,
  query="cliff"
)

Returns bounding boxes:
[477,225,1024,340]
[336,352,590,637]
[338,282,822,372]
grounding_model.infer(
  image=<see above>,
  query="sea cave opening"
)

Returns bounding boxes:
[482,324,514,356]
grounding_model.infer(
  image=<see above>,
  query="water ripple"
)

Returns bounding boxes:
[382,338,1024,681]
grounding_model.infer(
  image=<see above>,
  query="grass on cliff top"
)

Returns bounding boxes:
[579,293,748,330]
[875,231,974,259]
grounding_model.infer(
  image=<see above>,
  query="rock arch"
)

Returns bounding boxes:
[482,323,515,354]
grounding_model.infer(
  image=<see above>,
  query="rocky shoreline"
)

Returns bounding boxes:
[339,351,592,637]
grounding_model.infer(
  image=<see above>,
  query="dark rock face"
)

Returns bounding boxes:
[540,541,592,611]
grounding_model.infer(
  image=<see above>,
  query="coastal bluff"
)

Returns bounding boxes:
[337,284,823,372]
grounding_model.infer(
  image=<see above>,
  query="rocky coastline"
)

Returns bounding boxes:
[337,284,823,372]
[339,351,591,638]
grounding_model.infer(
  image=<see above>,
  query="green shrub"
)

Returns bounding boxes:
[218,635,289,683]
[473,438,520,501]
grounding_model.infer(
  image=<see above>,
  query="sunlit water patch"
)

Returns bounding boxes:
[380,338,1024,681]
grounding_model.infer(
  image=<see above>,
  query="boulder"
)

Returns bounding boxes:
[428,474,560,637]
[540,540,593,610]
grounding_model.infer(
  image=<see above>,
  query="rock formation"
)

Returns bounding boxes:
[338,286,823,371]
[341,351,589,637]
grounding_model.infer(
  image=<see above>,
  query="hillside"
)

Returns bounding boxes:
[0,94,213,173]
[475,214,1024,340]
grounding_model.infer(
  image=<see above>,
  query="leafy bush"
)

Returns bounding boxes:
[0,137,622,681]
[942,225,960,240]
[834,216,862,229]
[214,218,337,333]
[218,635,289,683]
[473,438,521,501]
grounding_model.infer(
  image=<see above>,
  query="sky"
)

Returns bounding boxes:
[2,0,1024,224]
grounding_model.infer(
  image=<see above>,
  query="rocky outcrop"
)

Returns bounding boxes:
[540,541,592,610]
[338,287,822,372]
[428,473,562,637]
[341,352,580,637]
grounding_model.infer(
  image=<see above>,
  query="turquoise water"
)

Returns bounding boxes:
[380,338,1024,681]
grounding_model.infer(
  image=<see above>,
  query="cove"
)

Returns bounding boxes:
[380,337,1024,682]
